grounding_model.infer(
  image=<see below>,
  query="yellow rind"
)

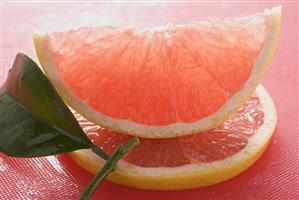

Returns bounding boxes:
[68,85,277,190]
[69,139,271,190]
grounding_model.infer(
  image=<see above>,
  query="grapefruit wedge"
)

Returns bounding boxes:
[69,85,277,190]
[33,6,281,138]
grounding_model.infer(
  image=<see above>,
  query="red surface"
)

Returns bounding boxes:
[0,2,298,200]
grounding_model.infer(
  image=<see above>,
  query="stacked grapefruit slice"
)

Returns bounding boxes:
[33,6,281,189]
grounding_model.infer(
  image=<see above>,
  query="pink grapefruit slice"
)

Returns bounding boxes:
[69,85,277,190]
[33,6,281,138]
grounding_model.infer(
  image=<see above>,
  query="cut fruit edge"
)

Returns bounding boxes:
[69,85,277,190]
[33,6,281,138]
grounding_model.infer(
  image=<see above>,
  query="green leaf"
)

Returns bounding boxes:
[0,53,93,157]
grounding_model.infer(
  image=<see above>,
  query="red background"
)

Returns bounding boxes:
[0,2,298,200]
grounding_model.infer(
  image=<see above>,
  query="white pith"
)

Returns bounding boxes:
[33,6,281,138]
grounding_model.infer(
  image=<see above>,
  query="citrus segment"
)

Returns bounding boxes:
[33,6,281,138]
[69,85,277,190]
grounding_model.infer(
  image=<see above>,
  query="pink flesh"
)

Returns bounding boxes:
[76,94,264,167]
[49,14,266,125]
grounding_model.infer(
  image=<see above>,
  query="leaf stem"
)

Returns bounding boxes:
[91,145,110,161]
[80,137,139,200]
